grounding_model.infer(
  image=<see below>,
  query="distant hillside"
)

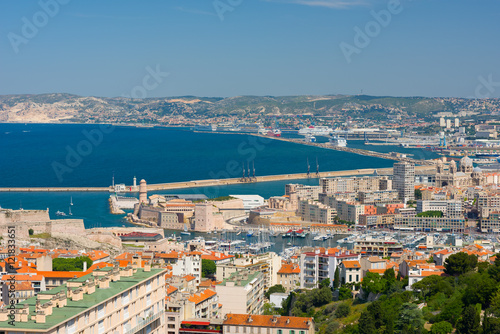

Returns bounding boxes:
[0,93,496,124]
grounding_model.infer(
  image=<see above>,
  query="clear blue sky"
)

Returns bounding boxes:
[1,0,499,98]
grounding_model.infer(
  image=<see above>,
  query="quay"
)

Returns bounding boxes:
[0,166,434,193]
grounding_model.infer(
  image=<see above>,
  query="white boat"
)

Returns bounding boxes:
[305,134,316,143]
[329,136,347,147]
[194,124,216,131]
[181,225,191,236]
[55,211,67,216]
[298,126,333,136]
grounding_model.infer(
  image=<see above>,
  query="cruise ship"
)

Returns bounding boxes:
[298,126,333,136]
[329,136,347,147]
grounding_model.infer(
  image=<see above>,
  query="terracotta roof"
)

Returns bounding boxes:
[166,285,178,295]
[184,275,196,282]
[1,274,44,281]
[188,289,217,304]
[278,263,300,274]
[342,260,361,269]
[223,314,313,329]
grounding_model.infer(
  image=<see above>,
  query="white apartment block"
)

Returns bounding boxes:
[416,200,463,218]
[0,265,166,334]
[298,199,336,224]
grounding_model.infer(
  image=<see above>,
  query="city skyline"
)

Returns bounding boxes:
[1,0,499,98]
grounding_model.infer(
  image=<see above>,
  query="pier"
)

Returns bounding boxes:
[0,166,434,193]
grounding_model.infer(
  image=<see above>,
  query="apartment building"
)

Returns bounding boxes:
[215,269,265,316]
[416,200,463,218]
[216,252,281,290]
[0,265,166,334]
[352,237,403,258]
[285,184,321,200]
[339,260,361,285]
[358,214,397,228]
[277,263,300,292]
[319,176,383,194]
[393,162,415,203]
[299,248,359,289]
[359,190,400,205]
[298,199,336,224]
[394,216,465,232]
[223,314,315,334]
[154,251,202,285]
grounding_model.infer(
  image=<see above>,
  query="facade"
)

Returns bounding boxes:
[359,190,400,205]
[319,176,383,194]
[193,203,225,232]
[358,214,397,228]
[339,260,361,285]
[298,199,336,224]
[394,216,465,232]
[285,184,321,201]
[223,314,314,334]
[299,248,359,289]
[353,237,403,258]
[393,162,415,203]
[435,157,484,188]
[416,200,463,218]
[215,269,265,316]
[277,263,300,292]
[0,265,166,334]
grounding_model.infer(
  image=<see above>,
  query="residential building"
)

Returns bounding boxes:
[339,260,361,285]
[393,162,415,203]
[223,314,315,334]
[358,190,400,205]
[416,200,463,218]
[298,199,336,224]
[0,265,167,334]
[215,269,265,316]
[277,262,300,292]
[394,216,465,232]
[285,184,321,200]
[353,236,403,258]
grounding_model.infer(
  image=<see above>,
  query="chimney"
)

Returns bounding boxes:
[99,276,110,289]
[71,288,83,301]
[83,261,87,272]
[57,293,68,307]
[35,310,46,324]
[144,261,151,272]
[87,281,96,295]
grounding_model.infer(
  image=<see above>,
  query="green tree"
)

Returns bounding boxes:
[414,188,422,200]
[456,304,481,334]
[334,303,350,318]
[358,310,376,334]
[262,302,280,315]
[201,259,216,278]
[28,228,34,236]
[265,284,286,299]
[338,286,352,301]
[396,303,424,333]
[430,321,453,334]
[362,272,385,295]
[444,252,478,276]
[333,267,340,289]
[319,278,331,289]
[53,256,93,272]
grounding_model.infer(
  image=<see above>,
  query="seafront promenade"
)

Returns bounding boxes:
[0,165,434,193]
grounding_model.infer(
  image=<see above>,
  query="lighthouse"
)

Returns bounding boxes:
[139,179,147,204]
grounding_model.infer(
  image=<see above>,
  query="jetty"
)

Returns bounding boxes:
[0,166,434,193]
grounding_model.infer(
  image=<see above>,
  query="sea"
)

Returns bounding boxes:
[0,123,440,251]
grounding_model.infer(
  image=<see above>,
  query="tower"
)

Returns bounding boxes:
[393,161,415,204]
[133,176,137,188]
[139,179,148,204]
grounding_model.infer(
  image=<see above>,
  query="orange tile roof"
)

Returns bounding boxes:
[278,263,300,274]
[184,275,196,282]
[166,285,178,295]
[1,274,44,281]
[342,260,361,269]
[188,289,217,304]
[223,314,313,329]
[201,252,234,261]
[14,281,34,291]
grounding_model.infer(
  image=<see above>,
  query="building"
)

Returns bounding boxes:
[285,184,321,201]
[216,252,282,290]
[194,203,225,232]
[339,260,361,285]
[359,190,400,205]
[394,216,465,232]
[393,162,415,203]
[352,236,403,258]
[0,265,166,334]
[139,179,148,204]
[229,195,265,210]
[416,200,463,218]
[299,248,359,289]
[215,269,265,316]
[223,314,314,334]
[319,176,384,194]
[298,199,336,224]
[435,157,484,188]
[277,263,300,292]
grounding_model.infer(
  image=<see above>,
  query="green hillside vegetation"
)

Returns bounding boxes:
[52,256,93,272]
[270,252,500,333]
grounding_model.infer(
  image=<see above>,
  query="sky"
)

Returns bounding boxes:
[0,0,499,98]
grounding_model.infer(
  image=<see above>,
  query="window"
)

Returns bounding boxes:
[97,304,105,319]
[146,280,152,292]
[300,331,305,334]
[349,275,352,282]
[278,330,283,334]
[98,320,105,334]
[290,331,295,334]
[114,297,118,308]
[122,291,130,305]
[124,306,129,319]
[146,293,152,306]
[168,317,176,322]
[66,319,76,334]
[84,312,89,325]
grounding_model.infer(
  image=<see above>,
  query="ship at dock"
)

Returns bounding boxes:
[298,126,333,136]
[329,136,347,147]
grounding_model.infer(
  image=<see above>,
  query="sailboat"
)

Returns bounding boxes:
[70,197,73,206]
[68,206,72,216]
[181,224,191,236]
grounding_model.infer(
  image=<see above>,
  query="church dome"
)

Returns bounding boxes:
[473,167,482,173]
[460,156,473,167]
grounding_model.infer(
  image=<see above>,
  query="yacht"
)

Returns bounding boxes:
[329,136,347,147]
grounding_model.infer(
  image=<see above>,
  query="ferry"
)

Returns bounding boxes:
[298,126,333,136]
[305,134,316,143]
[329,136,347,147]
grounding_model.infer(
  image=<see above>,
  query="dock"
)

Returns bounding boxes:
[0,166,434,193]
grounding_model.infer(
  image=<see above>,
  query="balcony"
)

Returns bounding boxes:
[125,310,164,334]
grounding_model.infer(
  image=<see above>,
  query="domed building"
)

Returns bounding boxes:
[435,156,484,187]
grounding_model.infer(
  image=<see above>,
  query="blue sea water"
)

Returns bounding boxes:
[0,124,438,228]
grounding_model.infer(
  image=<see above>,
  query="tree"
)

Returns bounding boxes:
[53,256,93,272]
[334,303,350,318]
[265,284,286,299]
[414,188,422,200]
[338,286,352,300]
[396,303,424,333]
[456,304,481,334]
[444,252,478,276]
[28,228,34,236]
[262,302,280,315]
[319,278,330,289]
[333,267,340,289]
[362,272,385,295]
[358,310,376,334]
[431,321,453,334]
[201,259,216,278]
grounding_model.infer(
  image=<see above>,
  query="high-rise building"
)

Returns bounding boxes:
[393,162,415,204]
[439,117,446,127]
